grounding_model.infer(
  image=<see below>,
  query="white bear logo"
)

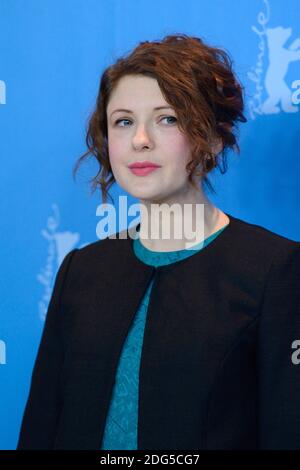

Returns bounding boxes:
[261,26,300,114]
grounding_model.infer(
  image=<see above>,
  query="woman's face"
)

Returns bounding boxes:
[106,74,200,204]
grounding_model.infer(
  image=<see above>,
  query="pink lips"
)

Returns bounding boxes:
[128,161,161,177]
[129,167,160,176]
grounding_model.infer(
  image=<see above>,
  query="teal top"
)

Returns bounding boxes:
[100,223,229,450]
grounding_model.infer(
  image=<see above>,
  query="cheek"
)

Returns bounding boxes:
[165,133,192,168]
[107,138,124,165]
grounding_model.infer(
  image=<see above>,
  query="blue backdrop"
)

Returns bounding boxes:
[0,0,299,449]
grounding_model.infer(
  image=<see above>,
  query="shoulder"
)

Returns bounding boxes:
[227,213,300,260]
[229,214,300,295]
[72,226,134,258]
[59,225,139,285]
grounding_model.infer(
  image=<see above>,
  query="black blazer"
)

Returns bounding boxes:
[17,213,300,450]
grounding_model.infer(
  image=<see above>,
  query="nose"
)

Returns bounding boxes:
[132,124,153,150]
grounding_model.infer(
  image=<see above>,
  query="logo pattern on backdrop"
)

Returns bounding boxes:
[0,80,6,105]
[37,204,88,321]
[248,0,300,118]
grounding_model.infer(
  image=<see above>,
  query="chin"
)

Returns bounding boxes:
[134,192,161,203]
[125,183,161,201]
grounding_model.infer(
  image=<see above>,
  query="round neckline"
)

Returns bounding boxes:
[136,223,229,253]
[131,213,232,267]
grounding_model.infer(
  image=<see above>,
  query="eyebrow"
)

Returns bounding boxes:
[110,106,174,117]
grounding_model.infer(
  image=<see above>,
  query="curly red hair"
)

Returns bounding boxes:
[73,33,247,204]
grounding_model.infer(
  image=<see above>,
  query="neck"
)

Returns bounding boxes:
[137,184,228,252]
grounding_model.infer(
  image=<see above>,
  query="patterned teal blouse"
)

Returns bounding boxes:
[100,223,229,450]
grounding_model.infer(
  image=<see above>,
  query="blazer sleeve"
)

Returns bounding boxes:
[258,240,300,449]
[16,248,78,449]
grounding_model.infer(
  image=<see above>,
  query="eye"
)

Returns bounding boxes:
[114,118,131,126]
[114,116,177,127]
[161,116,177,125]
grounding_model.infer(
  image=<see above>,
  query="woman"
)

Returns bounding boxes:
[17,33,300,450]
